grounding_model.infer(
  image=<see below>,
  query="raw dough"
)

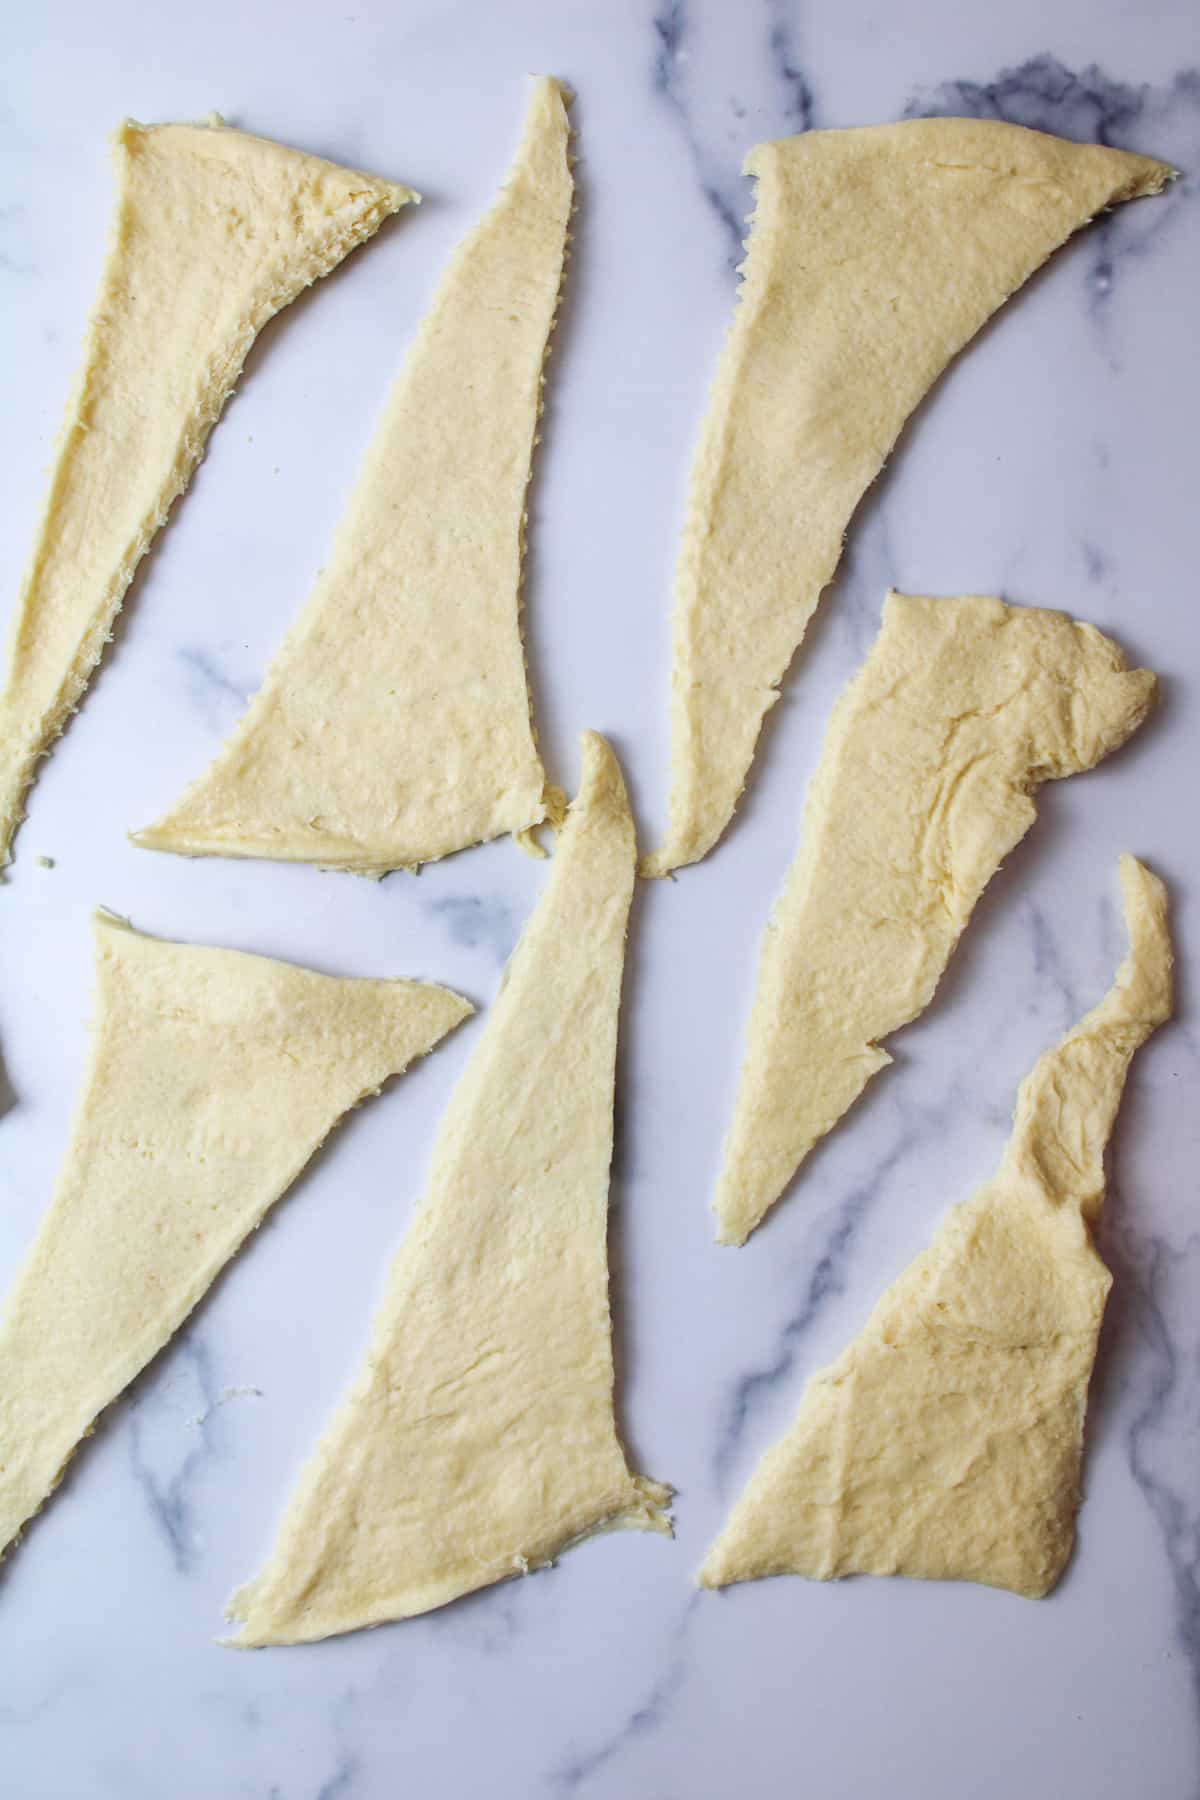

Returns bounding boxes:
[137,78,571,875]
[0,914,468,1559]
[227,733,671,1645]
[642,119,1171,878]
[0,119,414,868]
[718,591,1154,1246]
[700,856,1172,1598]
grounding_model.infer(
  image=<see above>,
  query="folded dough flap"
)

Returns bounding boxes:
[700,857,1172,1599]
[0,913,468,1559]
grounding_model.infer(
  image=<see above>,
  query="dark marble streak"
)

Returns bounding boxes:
[125,1331,218,1574]
[710,1114,934,1493]
[764,0,815,133]
[309,1686,365,1800]
[651,0,819,272]
[1110,1226,1200,1759]
[177,645,255,730]
[651,0,747,266]
[314,1748,363,1800]
[546,1594,701,1796]
[906,57,1200,319]
[1024,899,1081,1033]
[426,892,520,965]
[431,1569,536,1657]
[907,55,1153,144]
[1079,537,1111,585]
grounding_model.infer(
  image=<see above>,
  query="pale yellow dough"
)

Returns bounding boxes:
[227,733,671,1645]
[643,119,1172,878]
[0,120,414,867]
[137,78,571,875]
[0,915,468,1558]
[701,856,1172,1598]
[717,591,1154,1246]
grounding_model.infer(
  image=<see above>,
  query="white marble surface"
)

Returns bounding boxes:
[1,0,1198,1793]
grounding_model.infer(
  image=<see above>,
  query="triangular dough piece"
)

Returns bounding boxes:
[0,119,414,867]
[0,915,469,1559]
[227,733,671,1645]
[702,856,1172,1598]
[717,591,1154,1246]
[136,78,571,875]
[642,119,1171,878]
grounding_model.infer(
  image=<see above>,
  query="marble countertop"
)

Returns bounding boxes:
[2,0,1198,1794]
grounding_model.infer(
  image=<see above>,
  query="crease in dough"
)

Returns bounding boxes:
[717,590,1155,1246]
[642,118,1172,878]
[701,855,1173,1598]
[227,732,671,1646]
[136,77,572,876]
[0,914,469,1560]
[0,118,415,868]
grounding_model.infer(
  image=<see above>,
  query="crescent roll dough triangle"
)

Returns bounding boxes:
[0,915,469,1560]
[137,77,571,875]
[701,856,1172,1599]
[642,119,1172,878]
[717,591,1155,1246]
[227,733,671,1646]
[0,119,415,867]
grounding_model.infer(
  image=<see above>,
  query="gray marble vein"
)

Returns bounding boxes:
[907,54,1156,142]
[651,0,748,265]
[305,1685,365,1800]
[906,57,1200,322]
[425,891,522,965]
[314,1746,363,1800]
[1023,898,1083,1033]
[708,1093,958,1494]
[1116,1227,1200,1731]
[1079,535,1111,586]
[125,1332,221,1574]
[763,0,815,133]
[546,1595,701,1795]
[176,645,256,731]
[650,0,819,271]
[435,1575,536,1657]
